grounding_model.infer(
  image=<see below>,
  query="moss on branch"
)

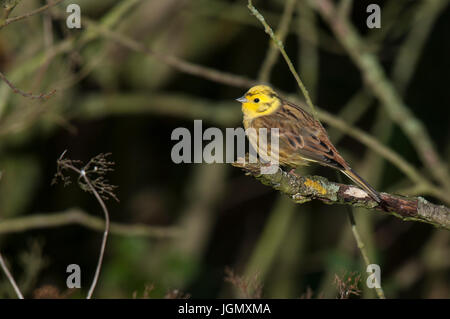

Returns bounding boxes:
[232,160,450,230]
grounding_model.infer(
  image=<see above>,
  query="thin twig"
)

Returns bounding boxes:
[82,173,109,299]
[0,209,181,238]
[257,0,296,82]
[0,0,19,23]
[0,0,64,29]
[53,152,118,299]
[337,173,385,299]
[0,71,56,100]
[248,0,318,119]
[193,0,343,55]
[0,253,24,299]
[347,211,385,298]
[49,10,257,89]
[0,171,24,299]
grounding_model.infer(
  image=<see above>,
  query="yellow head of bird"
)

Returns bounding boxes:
[236,85,281,119]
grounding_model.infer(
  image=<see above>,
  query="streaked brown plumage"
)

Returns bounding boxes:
[237,85,381,203]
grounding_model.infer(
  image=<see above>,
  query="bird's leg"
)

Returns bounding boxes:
[288,168,301,178]
[257,161,281,175]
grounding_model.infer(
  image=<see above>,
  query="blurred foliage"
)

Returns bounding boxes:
[0,0,449,299]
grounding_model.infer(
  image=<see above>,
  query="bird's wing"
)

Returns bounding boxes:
[254,102,348,170]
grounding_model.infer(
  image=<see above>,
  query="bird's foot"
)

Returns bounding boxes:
[288,168,301,178]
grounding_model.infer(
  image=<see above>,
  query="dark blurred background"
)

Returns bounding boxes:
[0,0,449,298]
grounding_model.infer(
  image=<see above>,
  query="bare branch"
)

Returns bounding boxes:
[248,0,318,119]
[257,0,296,83]
[0,0,64,29]
[0,209,181,238]
[0,253,24,299]
[53,152,117,299]
[49,10,257,89]
[342,193,385,298]
[0,171,24,299]
[0,71,56,101]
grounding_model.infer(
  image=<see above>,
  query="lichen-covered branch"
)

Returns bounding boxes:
[232,161,450,231]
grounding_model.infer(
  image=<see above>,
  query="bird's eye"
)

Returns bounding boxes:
[254,98,260,103]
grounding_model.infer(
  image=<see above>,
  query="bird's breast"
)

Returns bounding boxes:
[243,117,254,130]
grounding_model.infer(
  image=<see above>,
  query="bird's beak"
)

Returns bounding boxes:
[236,96,249,103]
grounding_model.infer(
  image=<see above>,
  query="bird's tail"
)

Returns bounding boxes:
[341,168,381,203]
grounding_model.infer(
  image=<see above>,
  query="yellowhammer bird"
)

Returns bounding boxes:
[236,85,381,203]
